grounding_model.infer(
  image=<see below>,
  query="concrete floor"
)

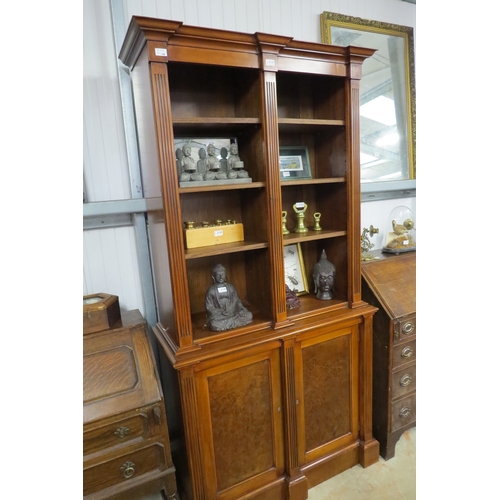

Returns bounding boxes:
[307,428,416,500]
[143,427,416,500]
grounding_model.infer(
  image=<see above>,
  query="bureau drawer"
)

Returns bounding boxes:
[83,412,150,456]
[83,442,166,496]
[393,315,416,343]
[392,339,416,370]
[391,364,416,400]
[391,393,416,432]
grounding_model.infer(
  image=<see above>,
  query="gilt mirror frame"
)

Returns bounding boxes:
[320,12,416,201]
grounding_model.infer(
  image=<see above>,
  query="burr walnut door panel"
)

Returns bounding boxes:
[298,325,359,464]
[195,346,285,500]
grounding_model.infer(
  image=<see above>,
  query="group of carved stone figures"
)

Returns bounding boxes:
[206,251,335,332]
[177,142,250,182]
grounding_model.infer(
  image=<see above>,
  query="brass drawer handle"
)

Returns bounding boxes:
[120,461,135,479]
[401,346,414,358]
[400,374,412,387]
[114,426,130,439]
[402,322,415,334]
[399,407,411,418]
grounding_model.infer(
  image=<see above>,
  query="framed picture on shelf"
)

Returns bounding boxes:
[279,146,312,180]
[284,243,309,295]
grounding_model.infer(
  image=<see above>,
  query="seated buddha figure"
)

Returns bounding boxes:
[205,264,253,331]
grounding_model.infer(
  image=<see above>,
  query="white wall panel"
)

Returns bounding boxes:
[117,0,416,38]
[83,0,416,316]
[83,0,131,202]
[83,225,145,315]
[208,0,224,29]
[117,0,415,47]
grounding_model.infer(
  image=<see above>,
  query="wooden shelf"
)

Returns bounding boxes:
[280,177,346,187]
[172,117,262,133]
[184,240,268,260]
[173,117,261,125]
[278,118,345,130]
[283,229,347,245]
[286,294,348,320]
[179,181,265,194]
[191,308,272,344]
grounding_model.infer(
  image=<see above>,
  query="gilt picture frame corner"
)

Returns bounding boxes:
[320,11,416,185]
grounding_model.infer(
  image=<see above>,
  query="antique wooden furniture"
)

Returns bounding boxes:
[361,250,416,459]
[119,17,378,500]
[83,310,178,499]
[83,292,121,334]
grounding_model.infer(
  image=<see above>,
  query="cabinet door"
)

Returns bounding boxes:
[297,325,359,464]
[195,346,285,500]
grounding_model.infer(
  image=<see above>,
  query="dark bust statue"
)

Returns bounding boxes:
[205,264,253,331]
[312,249,336,300]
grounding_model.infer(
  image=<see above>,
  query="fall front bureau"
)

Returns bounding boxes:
[83,310,178,499]
[362,251,416,459]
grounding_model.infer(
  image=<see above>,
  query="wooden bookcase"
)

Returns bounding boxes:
[119,17,378,500]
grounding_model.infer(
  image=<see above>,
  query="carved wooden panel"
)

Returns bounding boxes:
[301,329,355,455]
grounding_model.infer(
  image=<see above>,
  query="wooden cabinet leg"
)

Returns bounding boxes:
[358,438,380,468]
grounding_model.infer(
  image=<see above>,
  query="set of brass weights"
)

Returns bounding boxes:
[282,203,322,235]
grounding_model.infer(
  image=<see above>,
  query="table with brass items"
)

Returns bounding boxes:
[83,310,178,499]
[361,250,416,459]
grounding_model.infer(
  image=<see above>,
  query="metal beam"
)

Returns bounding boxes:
[83,198,147,217]
[361,179,416,202]
[105,0,159,354]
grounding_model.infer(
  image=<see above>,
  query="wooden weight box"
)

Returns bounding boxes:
[83,310,179,499]
[362,251,416,459]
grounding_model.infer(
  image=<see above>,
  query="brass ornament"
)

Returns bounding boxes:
[282,211,290,235]
[120,461,136,479]
[399,407,411,418]
[361,225,379,261]
[114,426,130,439]
[293,203,308,233]
[312,212,322,231]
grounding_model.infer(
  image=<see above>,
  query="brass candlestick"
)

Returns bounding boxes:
[293,203,308,233]
[282,211,290,235]
[313,212,322,231]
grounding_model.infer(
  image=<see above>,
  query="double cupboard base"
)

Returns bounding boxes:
[154,304,378,500]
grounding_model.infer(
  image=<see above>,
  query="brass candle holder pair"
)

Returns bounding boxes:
[282,203,321,234]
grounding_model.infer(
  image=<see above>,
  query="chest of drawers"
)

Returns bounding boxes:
[83,310,178,499]
[362,251,416,460]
